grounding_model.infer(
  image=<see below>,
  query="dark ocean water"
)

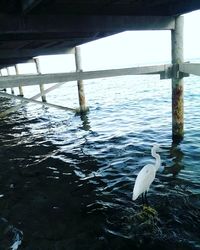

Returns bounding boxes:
[0,73,200,249]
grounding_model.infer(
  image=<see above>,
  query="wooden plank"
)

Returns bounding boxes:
[0,15,175,34]
[179,63,200,76]
[0,64,172,88]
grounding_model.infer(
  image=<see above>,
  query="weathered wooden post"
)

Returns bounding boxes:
[14,65,24,96]
[0,70,6,92]
[75,46,88,113]
[171,16,184,142]
[6,68,15,94]
[34,58,47,102]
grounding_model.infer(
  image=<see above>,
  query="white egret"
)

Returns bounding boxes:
[132,144,162,205]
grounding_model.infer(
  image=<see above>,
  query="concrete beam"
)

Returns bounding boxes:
[0,64,172,88]
[0,48,75,59]
[0,58,35,69]
[167,0,200,15]
[0,15,175,35]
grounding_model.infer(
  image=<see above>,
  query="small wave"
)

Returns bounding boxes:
[0,218,23,250]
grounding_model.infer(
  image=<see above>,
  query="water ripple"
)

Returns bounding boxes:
[0,75,199,249]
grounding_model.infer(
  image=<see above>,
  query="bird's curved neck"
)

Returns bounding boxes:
[151,147,161,171]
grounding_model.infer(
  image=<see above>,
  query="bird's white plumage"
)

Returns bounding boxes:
[132,164,156,200]
[132,144,161,201]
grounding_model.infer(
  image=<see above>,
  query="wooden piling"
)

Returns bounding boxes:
[34,58,47,102]
[75,47,88,113]
[6,68,15,94]
[14,65,24,96]
[0,70,6,92]
[171,16,184,142]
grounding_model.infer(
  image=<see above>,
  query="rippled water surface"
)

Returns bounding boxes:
[0,74,200,249]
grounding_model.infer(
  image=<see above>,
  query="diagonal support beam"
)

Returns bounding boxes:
[0,81,68,117]
[0,89,76,118]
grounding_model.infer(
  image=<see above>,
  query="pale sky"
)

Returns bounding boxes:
[4,10,200,75]
[80,10,200,70]
[184,10,200,59]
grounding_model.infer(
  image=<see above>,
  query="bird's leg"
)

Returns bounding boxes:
[142,193,158,216]
[141,193,145,205]
[144,191,149,207]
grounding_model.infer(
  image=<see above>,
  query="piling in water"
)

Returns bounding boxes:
[34,58,47,102]
[171,16,184,142]
[15,65,24,97]
[75,46,88,113]
[6,68,15,95]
